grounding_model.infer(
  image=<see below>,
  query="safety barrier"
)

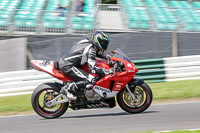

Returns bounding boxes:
[0,55,200,97]
[133,58,165,83]
[164,55,200,81]
[0,70,59,97]
[133,55,200,83]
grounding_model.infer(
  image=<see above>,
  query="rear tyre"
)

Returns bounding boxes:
[31,83,69,119]
[117,83,152,114]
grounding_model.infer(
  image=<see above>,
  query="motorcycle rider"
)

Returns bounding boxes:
[59,31,113,100]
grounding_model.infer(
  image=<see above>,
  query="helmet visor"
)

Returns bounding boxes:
[99,39,109,51]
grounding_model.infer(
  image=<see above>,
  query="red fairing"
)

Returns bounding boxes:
[94,57,136,92]
[52,64,72,82]
[31,60,71,82]
[31,56,137,93]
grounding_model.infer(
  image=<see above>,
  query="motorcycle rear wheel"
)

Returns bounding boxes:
[117,83,152,114]
[31,83,69,119]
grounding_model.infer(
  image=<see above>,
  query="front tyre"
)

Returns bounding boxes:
[117,83,152,114]
[31,83,69,119]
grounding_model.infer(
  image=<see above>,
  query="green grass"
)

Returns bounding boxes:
[132,130,200,133]
[161,130,200,133]
[0,79,200,113]
[149,79,200,99]
[0,94,32,113]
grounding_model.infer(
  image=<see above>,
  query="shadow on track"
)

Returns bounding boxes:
[56,110,158,119]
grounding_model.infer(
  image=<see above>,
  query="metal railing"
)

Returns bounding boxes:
[0,9,13,33]
[40,10,68,34]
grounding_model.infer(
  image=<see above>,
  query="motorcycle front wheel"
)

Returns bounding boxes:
[117,83,153,114]
[31,83,69,119]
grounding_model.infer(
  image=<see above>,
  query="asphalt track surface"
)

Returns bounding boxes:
[1,102,200,133]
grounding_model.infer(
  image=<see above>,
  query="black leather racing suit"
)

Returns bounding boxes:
[58,39,108,84]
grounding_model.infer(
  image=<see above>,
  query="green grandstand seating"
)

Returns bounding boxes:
[0,19,7,26]
[122,0,178,31]
[147,0,177,30]
[128,9,150,29]
[72,0,95,30]
[0,0,20,26]
[146,0,167,7]
[43,0,69,29]
[83,0,95,12]
[122,0,150,30]
[193,2,200,8]
[122,0,143,6]
[14,0,45,28]
[72,15,94,30]
[169,1,200,31]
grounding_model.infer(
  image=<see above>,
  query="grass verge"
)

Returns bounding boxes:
[135,130,200,133]
[0,79,200,113]
[149,79,200,99]
[156,130,200,133]
[0,94,32,113]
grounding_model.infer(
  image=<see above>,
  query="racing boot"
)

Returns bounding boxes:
[61,82,77,100]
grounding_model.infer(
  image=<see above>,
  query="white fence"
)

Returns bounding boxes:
[164,55,200,81]
[0,55,200,97]
[0,70,59,97]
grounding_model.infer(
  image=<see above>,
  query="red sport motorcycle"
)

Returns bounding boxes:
[31,48,153,119]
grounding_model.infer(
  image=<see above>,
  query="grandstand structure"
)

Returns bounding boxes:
[0,0,200,35]
[122,0,200,32]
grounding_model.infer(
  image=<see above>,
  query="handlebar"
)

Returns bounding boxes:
[109,59,126,73]
[108,60,120,74]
